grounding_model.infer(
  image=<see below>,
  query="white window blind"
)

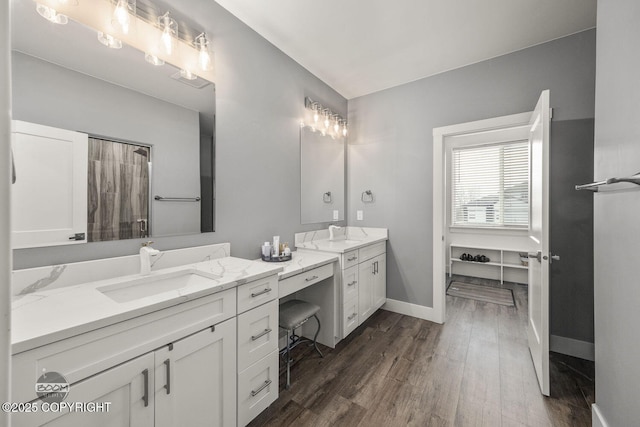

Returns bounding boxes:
[451,140,529,228]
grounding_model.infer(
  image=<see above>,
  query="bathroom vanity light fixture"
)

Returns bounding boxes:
[195,33,213,71]
[112,0,135,35]
[158,11,177,56]
[302,97,348,138]
[33,0,216,82]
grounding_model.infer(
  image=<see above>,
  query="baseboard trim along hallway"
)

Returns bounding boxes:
[550,334,595,361]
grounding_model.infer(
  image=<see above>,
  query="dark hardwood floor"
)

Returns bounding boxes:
[250,276,594,426]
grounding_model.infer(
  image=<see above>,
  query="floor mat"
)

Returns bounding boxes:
[447,281,515,306]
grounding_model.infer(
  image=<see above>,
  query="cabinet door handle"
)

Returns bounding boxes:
[348,256,357,261]
[348,313,357,321]
[251,328,272,341]
[163,359,171,395]
[142,369,149,407]
[348,280,357,287]
[251,288,272,297]
[305,275,318,282]
[374,261,378,274]
[251,379,272,397]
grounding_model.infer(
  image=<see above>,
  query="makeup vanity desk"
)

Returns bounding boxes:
[261,251,340,348]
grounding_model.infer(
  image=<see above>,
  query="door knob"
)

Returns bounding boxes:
[550,254,560,264]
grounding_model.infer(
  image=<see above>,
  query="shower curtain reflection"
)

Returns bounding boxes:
[87,137,151,241]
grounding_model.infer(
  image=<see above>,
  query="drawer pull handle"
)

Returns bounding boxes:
[142,369,149,407]
[163,359,171,395]
[305,275,319,282]
[251,288,272,297]
[348,256,357,261]
[251,379,272,397]
[348,313,357,321]
[251,328,272,341]
[348,281,357,287]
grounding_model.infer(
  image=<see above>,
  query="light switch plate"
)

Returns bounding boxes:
[333,210,339,220]
[357,210,364,221]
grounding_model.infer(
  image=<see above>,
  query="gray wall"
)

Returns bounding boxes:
[12,0,347,269]
[593,0,640,424]
[348,31,596,331]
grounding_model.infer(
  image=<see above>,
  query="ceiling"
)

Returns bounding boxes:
[214,0,597,99]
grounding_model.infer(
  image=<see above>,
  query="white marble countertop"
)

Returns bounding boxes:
[295,228,388,254]
[259,251,339,280]
[12,257,282,354]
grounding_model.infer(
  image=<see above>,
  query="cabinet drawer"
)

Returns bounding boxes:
[342,250,359,269]
[359,241,386,262]
[238,350,278,427]
[341,265,359,302]
[279,262,333,298]
[237,275,279,314]
[12,288,236,404]
[342,298,359,338]
[237,300,278,371]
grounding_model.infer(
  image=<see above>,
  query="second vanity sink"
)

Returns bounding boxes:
[97,269,222,303]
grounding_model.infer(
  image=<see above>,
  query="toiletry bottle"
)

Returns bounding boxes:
[262,242,271,259]
[283,243,291,256]
[273,236,280,257]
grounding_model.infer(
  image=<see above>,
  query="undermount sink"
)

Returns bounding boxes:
[98,269,220,303]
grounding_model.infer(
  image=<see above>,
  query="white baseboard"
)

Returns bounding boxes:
[382,299,442,324]
[592,404,609,427]
[550,335,595,361]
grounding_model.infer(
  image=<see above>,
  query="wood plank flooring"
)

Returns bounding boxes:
[249,276,594,427]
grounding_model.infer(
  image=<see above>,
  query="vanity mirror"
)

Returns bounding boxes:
[10,0,215,248]
[300,127,345,224]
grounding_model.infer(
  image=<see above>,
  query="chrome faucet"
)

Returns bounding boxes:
[329,225,341,241]
[140,241,160,275]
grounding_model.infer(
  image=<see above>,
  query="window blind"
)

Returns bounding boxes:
[451,140,529,228]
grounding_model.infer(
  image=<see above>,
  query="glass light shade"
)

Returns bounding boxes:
[145,53,165,66]
[342,123,348,136]
[158,12,177,56]
[97,32,123,49]
[36,4,68,25]
[195,34,213,71]
[112,0,135,35]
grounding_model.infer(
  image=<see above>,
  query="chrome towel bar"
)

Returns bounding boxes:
[154,195,201,202]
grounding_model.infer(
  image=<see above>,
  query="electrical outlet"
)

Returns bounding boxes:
[357,210,364,221]
[333,210,339,220]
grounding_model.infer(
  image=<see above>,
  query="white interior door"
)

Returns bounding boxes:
[527,90,551,396]
[11,120,88,248]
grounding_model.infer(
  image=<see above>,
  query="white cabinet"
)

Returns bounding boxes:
[236,281,279,427]
[336,241,387,338]
[13,353,155,427]
[11,120,88,249]
[357,252,386,324]
[155,319,237,427]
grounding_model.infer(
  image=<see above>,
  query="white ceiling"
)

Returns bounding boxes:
[214,0,597,99]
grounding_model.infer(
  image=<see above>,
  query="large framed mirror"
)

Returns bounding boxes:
[300,127,345,224]
[10,0,215,248]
